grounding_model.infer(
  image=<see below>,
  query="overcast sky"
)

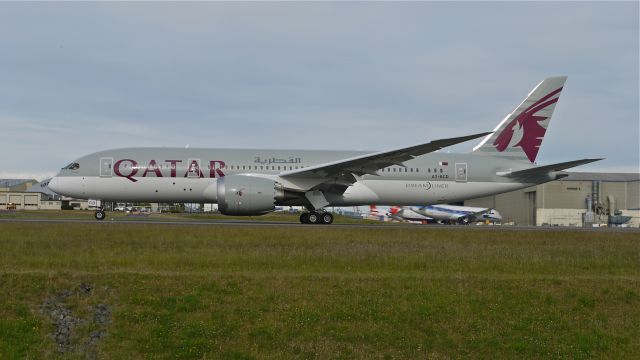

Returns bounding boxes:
[1,2,638,180]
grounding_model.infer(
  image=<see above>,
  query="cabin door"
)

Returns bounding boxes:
[100,157,113,177]
[455,163,467,182]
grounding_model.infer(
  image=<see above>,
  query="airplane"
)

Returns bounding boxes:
[385,205,501,225]
[387,206,431,224]
[412,204,502,224]
[49,76,601,224]
[366,205,391,221]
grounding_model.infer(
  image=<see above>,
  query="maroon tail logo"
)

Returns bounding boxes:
[493,87,562,162]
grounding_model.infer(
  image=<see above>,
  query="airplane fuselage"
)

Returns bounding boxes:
[50,147,546,207]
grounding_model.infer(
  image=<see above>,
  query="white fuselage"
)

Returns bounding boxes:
[53,176,526,206]
[49,148,538,207]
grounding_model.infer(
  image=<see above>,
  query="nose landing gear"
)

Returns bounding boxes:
[94,209,106,220]
[88,199,106,221]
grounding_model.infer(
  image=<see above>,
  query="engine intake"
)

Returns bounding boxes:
[216,175,284,215]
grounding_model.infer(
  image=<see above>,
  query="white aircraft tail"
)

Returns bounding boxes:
[473,76,567,163]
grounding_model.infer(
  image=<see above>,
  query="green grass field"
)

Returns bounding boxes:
[0,221,638,359]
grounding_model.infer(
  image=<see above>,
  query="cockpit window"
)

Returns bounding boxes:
[63,162,80,170]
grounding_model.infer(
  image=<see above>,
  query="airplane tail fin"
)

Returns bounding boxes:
[472,76,568,163]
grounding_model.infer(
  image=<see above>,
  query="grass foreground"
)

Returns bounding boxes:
[0,222,638,359]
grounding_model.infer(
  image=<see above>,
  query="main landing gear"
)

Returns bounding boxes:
[299,211,334,225]
[94,209,106,220]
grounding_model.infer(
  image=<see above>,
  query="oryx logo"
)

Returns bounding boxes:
[493,87,562,162]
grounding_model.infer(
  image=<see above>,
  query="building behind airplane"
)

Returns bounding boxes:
[49,76,601,224]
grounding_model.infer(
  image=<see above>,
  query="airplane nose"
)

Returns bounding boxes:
[48,177,61,193]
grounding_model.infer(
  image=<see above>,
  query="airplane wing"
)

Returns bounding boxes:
[279,132,492,188]
[499,158,603,179]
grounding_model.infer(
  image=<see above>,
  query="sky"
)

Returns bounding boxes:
[0,2,638,181]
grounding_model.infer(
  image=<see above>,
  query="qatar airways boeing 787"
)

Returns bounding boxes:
[49,76,600,224]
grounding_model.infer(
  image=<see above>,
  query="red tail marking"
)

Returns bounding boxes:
[493,87,562,162]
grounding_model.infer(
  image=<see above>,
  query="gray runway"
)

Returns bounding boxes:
[1,217,638,233]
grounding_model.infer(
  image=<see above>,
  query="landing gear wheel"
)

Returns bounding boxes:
[307,212,320,224]
[95,210,106,221]
[300,213,310,224]
[320,212,334,224]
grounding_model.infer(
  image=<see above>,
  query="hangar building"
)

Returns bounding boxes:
[0,179,61,210]
[0,179,37,192]
[464,172,640,227]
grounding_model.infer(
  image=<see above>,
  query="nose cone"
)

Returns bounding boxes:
[47,176,84,198]
[48,177,61,194]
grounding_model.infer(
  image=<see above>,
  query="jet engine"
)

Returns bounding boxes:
[216,175,284,215]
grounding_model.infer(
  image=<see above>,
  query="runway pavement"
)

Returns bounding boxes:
[1,217,638,233]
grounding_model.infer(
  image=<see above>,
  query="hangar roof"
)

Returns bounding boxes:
[26,179,59,197]
[564,172,640,182]
[0,179,37,188]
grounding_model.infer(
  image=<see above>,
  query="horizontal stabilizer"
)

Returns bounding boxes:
[499,158,603,178]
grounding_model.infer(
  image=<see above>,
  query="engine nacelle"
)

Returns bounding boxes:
[217,175,284,216]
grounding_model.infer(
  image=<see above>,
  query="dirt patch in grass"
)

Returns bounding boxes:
[40,283,112,358]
